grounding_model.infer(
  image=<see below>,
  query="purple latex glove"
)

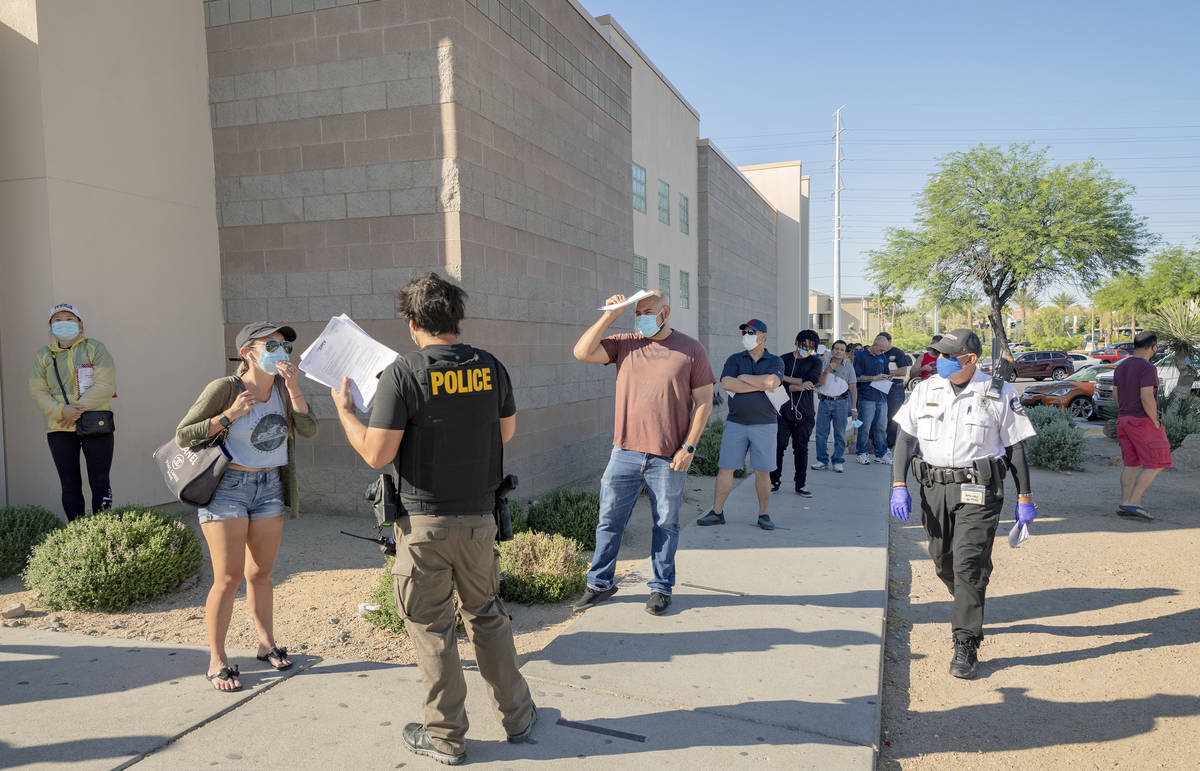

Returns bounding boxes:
[1016,501,1038,526]
[890,487,911,521]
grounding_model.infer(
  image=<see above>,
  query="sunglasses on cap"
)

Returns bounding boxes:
[939,351,974,359]
[258,340,294,354]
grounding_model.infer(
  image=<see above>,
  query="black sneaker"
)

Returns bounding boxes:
[402,723,464,765]
[572,585,617,611]
[795,486,813,497]
[507,704,537,743]
[949,637,979,679]
[696,510,726,526]
[645,592,671,615]
[770,480,781,492]
[757,514,775,530]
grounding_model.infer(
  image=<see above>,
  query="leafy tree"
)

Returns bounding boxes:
[1147,299,1200,416]
[869,143,1154,358]
[1093,245,1200,315]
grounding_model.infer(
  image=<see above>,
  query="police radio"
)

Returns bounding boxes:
[985,338,1004,401]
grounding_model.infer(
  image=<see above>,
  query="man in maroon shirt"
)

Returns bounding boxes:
[1112,331,1173,520]
[571,290,715,616]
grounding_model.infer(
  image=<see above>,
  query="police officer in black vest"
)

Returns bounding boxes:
[333,272,535,766]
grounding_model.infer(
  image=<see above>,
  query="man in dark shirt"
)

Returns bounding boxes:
[698,319,785,530]
[1112,331,1173,520]
[771,329,821,496]
[878,331,913,450]
[854,334,894,464]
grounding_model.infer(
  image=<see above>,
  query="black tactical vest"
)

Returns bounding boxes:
[395,345,504,515]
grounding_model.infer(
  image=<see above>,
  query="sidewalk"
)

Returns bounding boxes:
[0,447,892,769]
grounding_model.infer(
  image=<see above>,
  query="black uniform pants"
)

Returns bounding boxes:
[918,479,1002,642]
[886,378,905,449]
[47,431,114,521]
[771,407,814,488]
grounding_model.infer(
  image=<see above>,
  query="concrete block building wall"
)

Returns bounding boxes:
[204,0,634,511]
[696,140,780,369]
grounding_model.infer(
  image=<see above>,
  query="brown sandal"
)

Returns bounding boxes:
[205,664,242,691]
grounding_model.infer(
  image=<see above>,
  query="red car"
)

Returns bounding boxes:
[1092,346,1132,364]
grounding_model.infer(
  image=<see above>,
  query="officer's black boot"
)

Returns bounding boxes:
[949,636,980,679]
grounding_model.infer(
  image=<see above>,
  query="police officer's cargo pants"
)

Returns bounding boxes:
[918,481,1002,642]
[392,513,534,755]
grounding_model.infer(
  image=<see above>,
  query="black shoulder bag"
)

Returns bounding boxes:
[50,352,114,437]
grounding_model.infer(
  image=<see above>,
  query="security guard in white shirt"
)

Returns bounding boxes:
[889,329,1039,678]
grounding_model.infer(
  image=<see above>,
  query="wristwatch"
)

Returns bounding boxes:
[218,414,233,429]
[681,443,696,454]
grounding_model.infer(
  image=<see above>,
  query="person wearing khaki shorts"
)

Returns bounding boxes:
[334,273,534,765]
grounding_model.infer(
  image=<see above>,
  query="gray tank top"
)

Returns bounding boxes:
[225,387,289,468]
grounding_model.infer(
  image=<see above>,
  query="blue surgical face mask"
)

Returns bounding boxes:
[635,311,662,338]
[257,346,290,375]
[936,355,965,379]
[51,321,80,340]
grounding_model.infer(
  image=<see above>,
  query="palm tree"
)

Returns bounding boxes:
[1147,299,1200,416]
[1050,292,1078,332]
[1012,288,1041,334]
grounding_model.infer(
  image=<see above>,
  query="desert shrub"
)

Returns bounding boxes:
[525,489,599,550]
[498,531,587,604]
[1026,421,1086,471]
[1163,412,1200,451]
[0,505,63,577]
[363,561,406,635]
[690,420,746,477]
[509,499,529,534]
[1026,404,1074,433]
[23,507,201,611]
[1103,417,1119,441]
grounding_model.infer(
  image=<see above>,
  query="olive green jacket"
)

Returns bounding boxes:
[30,337,116,432]
[175,376,317,517]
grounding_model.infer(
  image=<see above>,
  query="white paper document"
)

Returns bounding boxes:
[299,314,400,412]
[766,385,790,411]
[870,379,894,395]
[1008,521,1030,548]
[599,289,655,311]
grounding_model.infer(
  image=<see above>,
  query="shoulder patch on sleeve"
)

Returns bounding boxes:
[1009,395,1026,416]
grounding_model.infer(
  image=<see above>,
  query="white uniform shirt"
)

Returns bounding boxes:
[893,368,1036,468]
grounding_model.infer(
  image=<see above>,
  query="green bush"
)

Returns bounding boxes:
[1026,420,1086,471]
[1026,404,1074,432]
[362,561,406,635]
[525,489,599,550]
[690,420,746,477]
[0,505,63,578]
[498,531,587,604]
[1163,412,1200,451]
[509,499,529,534]
[23,507,202,611]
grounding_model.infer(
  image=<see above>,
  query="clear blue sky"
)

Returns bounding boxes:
[589,0,1200,300]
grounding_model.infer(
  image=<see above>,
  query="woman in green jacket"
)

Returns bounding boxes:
[175,321,317,692]
[29,304,116,521]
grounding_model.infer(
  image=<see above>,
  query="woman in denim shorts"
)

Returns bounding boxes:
[175,322,317,691]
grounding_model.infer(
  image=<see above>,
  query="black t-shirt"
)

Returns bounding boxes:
[369,343,516,431]
[779,351,823,419]
[884,346,913,379]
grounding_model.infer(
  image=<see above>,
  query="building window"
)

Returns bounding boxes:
[657,180,670,224]
[632,163,646,214]
[679,270,690,309]
[633,255,647,290]
[658,263,671,303]
[679,193,689,234]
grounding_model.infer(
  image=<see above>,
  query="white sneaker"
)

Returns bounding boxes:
[875,451,893,465]
[833,463,844,473]
[811,461,829,471]
[856,453,871,465]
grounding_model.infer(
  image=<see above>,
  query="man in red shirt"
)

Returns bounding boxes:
[1112,331,1173,520]
[918,335,942,380]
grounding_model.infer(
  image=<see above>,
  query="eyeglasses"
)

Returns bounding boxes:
[260,340,293,353]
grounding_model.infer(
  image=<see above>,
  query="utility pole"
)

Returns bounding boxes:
[833,105,845,340]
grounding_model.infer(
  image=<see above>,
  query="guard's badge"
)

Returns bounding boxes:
[1009,396,1026,416]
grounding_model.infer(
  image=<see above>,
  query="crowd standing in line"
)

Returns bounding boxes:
[176,322,317,691]
[29,303,116,521]
[698,319,785,531]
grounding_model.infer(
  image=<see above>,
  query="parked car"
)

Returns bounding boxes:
[1069,353,1102,371]
[1092,359,1180,420]
[1020,364,1115,420]
[980,350,1073,381]
[1092,346,1132,364]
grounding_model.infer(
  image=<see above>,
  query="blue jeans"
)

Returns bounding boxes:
[586,447,686,596]
[814,397,850,464]
[857,399,888,458]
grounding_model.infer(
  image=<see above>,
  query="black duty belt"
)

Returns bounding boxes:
[912,457,1007,487]
[818,393,848,401]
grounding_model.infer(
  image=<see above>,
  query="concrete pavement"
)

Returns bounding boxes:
[0,446,893,769]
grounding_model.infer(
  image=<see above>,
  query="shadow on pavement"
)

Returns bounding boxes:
[600,588,886,611]
[0,736,168,768]
[904,586,1179,626]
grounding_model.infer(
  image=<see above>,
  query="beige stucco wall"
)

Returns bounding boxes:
[595,16,700,337]
[739,161,809,347]
[0,0,223,514]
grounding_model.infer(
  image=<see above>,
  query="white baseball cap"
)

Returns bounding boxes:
[49,303,82,322]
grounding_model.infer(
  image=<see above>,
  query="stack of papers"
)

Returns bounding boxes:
[299,314,400,412]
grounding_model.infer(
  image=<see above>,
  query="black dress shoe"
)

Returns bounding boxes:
[645,592,671,615]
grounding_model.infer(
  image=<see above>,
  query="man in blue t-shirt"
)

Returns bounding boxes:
[698,319,785,530]
[854,333,895,464]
